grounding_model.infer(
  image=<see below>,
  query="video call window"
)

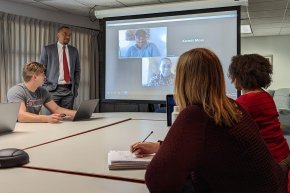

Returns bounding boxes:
[119,27,167,58]
[142,57,178,87]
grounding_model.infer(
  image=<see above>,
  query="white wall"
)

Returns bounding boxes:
[241,35,290,90]
[0,0,99,29]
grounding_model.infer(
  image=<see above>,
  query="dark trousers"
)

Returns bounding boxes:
[51,84,74,109]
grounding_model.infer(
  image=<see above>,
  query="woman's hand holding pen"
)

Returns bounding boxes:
[130,131,160,157]
[130,142,160,158]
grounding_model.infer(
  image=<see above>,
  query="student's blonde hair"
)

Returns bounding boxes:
[22,62,45,82]
[174,48,241,127]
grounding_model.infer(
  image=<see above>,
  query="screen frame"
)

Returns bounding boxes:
[100,6,241,104]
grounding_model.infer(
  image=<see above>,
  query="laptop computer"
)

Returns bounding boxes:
[166,94,176,126]
[0,103,20,134]
[72,99,99,121]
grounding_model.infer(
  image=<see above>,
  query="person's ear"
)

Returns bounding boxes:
[32,74,37,80]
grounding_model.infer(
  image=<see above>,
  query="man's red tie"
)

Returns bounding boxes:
[62,46,70,82]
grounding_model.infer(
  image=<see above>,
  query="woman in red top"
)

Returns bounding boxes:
[228,53,290,190]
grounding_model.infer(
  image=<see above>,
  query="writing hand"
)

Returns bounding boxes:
[130,142,160,158]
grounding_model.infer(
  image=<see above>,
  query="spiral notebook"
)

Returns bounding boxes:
[108,150,154,170]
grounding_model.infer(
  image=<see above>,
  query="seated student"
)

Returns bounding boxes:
[125,29,160,57]
[228,53,290,189]
[148,57,175,87]
[130,48,287,193]
[7,62,76,123]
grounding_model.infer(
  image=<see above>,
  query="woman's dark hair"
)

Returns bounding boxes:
[228,54,272,90]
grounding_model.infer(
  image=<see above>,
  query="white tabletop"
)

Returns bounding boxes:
[0,168,149,193]
[0,117,129,149]
[24,119,169,182]
[94,112,166,121]
[0,113,169,193]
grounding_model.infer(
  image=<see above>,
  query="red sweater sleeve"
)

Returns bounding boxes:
[236,92,290,162]
[145,105,207,193]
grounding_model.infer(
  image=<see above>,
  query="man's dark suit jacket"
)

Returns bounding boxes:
[39,43,81,97]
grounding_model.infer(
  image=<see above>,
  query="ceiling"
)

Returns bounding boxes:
[3,0,290,37]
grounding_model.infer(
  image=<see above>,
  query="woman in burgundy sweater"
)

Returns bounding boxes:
[131,48,287,193]
[228,53,290,191]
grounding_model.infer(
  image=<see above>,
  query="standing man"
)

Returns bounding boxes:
[39,26,80,109]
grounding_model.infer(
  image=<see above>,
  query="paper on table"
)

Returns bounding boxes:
[108,150,154,170]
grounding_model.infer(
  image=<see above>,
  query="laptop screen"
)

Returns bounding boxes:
[72,99,99,121]
[166,95,176,126]
[0,103,20,133]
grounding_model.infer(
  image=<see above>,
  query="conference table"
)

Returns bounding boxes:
[0,112,168,193]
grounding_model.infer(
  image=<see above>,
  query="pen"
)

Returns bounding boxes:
[132,131,154,153]
[142,131,153,142]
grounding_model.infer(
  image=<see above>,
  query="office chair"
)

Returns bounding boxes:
[272,88,290,131]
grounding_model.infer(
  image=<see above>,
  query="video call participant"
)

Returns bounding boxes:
[7,62,76,123]
[148,58,174,87]
[130,48,287,193]
[39,26,80,110]
[125,29,160,57]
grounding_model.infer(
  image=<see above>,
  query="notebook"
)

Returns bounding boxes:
[108,150,154,170]
[0,103,20,134]
[72,99,99,121]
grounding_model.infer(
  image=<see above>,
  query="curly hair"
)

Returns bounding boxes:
[228,54,272,90]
